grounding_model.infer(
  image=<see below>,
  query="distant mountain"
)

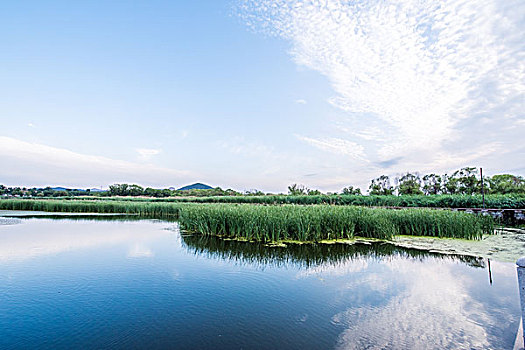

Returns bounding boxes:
[89,188,107,192]
[177,183,213,191]
[48,187,106,192]
[50,187,79,192]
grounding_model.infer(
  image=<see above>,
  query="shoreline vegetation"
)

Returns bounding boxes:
[26,193,525,209]
[0,200,493,241]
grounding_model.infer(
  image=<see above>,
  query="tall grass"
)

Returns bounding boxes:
[0,199,183,217]
[0,200,493,241]
[47,194,525,209]
[178,204,493,241]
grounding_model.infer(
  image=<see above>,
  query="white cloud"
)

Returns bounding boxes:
[218,136,289,178]
[352,127,384,142]
[237,0,524,166]
[297,258,369,278]
[0,136,194,187]
[296,134,367,162]
[136,148,161,158]
[0,219,170,262]
[331,258,499,349]
[127,244,154,258]
[219,136,275,157]
[295,99,307,104]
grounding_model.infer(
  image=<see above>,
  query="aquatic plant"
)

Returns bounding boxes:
[0,200,493,241]
[177,204,493,241]
[0,199,183,217]
[38,193,525,209]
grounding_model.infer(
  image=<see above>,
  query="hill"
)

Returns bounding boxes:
[49,187,106,192]
[50,187,87,192]
[50,187,70,192]
[89,188,107,192]
[177,183,213,191]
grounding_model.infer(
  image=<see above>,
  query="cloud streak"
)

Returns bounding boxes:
[237,0,525,163]
[0,136,193,187]
[295,134,367,162]
[136,148,162,159]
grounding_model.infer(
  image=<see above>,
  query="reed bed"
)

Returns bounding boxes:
[0,200,493,241]
[50,194,525,209]
[178,204,493,241]
[0,199,183,217]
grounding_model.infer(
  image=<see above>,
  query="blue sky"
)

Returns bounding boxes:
[1,0,524,192]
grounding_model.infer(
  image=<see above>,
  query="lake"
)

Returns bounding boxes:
[0,216,521,349]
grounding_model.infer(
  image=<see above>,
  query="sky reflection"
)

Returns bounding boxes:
[0,218,173,262]
[0,218,520,349]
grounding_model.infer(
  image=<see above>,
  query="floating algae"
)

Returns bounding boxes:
[0,217,21,225]
[392,228,525,262]
[182,227,524,264]
[180,233,486,269]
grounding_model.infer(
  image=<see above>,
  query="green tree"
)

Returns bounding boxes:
[109,183,130,196]
[245,189,265,196]
[144,187,158,197]
[288,184,307,195]
[368,175,394,195]
[422,174,443,195]
[397,173,423,195]
[447,167,480,195]
[488,174,525,194]
[442,173,457,194]
[128,184,144,196]
[341,186,362,195]
[307,189,322,196]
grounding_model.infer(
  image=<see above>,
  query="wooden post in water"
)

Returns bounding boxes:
[480,168,485,209]
[488,258,492,285]
[516,257,525,349]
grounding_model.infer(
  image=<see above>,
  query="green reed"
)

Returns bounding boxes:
[49,193,525,209]
[0,200,493,241]
[177,204,493,241]
[0,199,183,217]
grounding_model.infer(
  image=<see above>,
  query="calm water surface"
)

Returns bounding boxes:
[0,217,521,349]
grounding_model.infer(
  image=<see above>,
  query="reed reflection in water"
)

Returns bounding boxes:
[181,234,519,349]
[181,233,485,270]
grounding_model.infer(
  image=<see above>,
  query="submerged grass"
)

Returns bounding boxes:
[0,200,493,241]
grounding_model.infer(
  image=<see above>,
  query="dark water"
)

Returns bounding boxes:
[0,217,521,349]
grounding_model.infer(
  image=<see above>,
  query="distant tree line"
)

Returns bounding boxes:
[1,167,524,198]
[287,167,524,196]
[0,185,92,198]
[106,184,244,198]
[366,167,525,196]
[0,184,250,198]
